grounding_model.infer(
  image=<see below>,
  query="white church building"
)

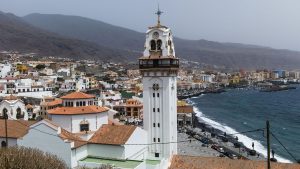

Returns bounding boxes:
[0,95,29,120]
[16,9,180,169]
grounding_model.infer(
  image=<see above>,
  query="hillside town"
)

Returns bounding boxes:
[1,12,300,169]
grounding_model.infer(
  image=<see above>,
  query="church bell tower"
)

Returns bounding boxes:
[139,7,179,160]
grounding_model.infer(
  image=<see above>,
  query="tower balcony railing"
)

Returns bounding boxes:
[139,58,179,69]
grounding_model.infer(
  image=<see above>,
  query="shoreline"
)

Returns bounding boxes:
[185,97,293,163]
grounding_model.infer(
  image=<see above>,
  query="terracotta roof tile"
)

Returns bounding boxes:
[48,105,108,115]
[177,106,193,114]
[169,155,300,169]
[45,99,63,107]
[4,94,18,101]
[59,128,87,148]
[108,119,123,126]
[26,104,33,109]
[60,92,95,99]
[89,124,136,145]
[0,120,36,138]
[37,119,86,148]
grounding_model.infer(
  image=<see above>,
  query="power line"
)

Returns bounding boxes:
[14,120,196,145]
[16,119,265,146]
[227,128,264,136]
[270,131,298,162]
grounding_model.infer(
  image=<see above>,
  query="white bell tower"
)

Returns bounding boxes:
[139,8,179,160]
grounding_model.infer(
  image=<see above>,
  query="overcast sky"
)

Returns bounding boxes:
[1,0,300,51]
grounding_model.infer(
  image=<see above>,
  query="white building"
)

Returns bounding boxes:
[18,119,87,168]
[57,68,71,77]
[15,11,180,169]
[48,92,109,139]
[0,120,34,147]
[0,63,12,78]
[139,11,178,162]
[199,74,214,83]
[99,90,122,107]
[0,95,28,120]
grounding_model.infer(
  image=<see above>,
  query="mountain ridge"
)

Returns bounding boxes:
[1,11,300,69]
[23,13,300,69]
[0,12,139,61]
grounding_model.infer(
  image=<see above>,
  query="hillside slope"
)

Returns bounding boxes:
[23,13,300,69]
[0,12,137,61]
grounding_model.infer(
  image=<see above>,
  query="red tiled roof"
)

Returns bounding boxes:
[177,106,193,114]
[48,105,108,115]
[26,104,33,109]
[60,92,95,99]
[169,155,300,169]
[40,119,86,148]
[0,120,36,138]
[89,124,136,145]
[59,128,87,148]
[45,99,63,107]
[4,94,18,101]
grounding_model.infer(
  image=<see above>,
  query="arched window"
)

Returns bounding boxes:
[2,108,8,118]
[1,141,6,147]
[150,40,156,51]
[157,40,162,50]
[16,107,22,119]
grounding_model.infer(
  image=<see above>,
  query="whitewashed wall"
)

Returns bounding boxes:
[87,144,125,159]
[18,124,72,167]
[0,137,17,147]
[124,127,148,160]
[71,144,88,168]
[51,112,108,133]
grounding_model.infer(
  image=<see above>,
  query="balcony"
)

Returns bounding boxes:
[139,58,179,69]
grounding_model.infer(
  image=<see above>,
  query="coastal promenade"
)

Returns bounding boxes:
[178,129,266,161]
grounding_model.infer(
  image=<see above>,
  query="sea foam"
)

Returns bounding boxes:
[189,99,292,163]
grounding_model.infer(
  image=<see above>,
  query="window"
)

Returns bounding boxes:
[157,108,160,112]
[153,108,155,112]
[158,123,160,127]
[153,93,155,97]
[153,123,155,127]
[80,123,89,132]
[76,102,79,106]
[155,153,159,158]
[157,40,162,50]
[158,138,160,142]
[16,107,22,119]
[153,138,156,142]
[150,40,156,50]
[2,108,8,118]
[157,93,159,97]
[1,141,6,147]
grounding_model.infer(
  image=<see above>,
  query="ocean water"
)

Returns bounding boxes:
[188,85,300,163]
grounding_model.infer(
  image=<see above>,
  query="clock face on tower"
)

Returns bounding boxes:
[152,32,159,39]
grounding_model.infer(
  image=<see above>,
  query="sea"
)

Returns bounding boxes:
[187,85,300,163]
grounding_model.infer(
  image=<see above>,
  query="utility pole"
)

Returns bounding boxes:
[4,113,8,147]
[266,120,271,169]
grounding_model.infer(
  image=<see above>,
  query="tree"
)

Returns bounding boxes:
[36,64,46,70]
[0,147,67,169]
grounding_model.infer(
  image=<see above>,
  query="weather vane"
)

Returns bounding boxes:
[155,4,163,26]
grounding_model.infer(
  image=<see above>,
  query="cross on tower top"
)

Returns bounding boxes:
[155,4,163,26]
